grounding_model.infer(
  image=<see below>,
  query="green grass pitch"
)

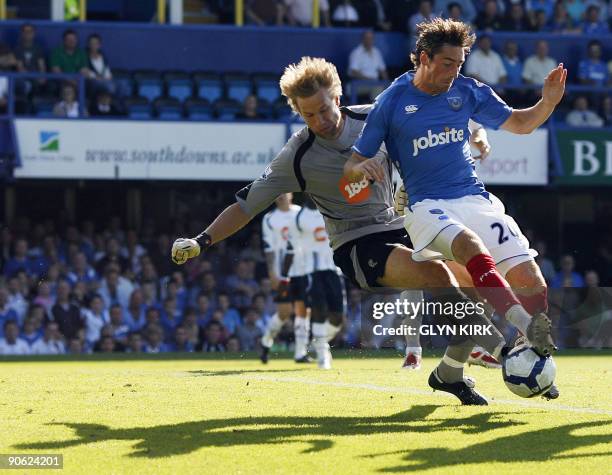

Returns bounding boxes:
[1,350,611,474]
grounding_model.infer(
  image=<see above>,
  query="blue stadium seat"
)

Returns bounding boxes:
[185,98,213,120]
[253,73,280,103]
[225,73,252,103]
[32,96,56,117]
[256,99,273,119]
[213,99,242,120]
[134,71,163,102]
[112,69,134,98]
[194,72,223,103]
[164,72,193,103]
[124,97,153,119]
[155,98,183,120]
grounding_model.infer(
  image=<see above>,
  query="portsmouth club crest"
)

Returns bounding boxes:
[447,96,463,111]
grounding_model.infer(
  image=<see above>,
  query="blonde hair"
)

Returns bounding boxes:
[280,57,342,113]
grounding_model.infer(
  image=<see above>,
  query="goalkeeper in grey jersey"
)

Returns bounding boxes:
[171,57,511,405]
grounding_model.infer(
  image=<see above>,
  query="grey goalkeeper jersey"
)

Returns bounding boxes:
[236,105,404,250]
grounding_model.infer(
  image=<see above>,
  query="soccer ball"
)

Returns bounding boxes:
[502,345,556,398]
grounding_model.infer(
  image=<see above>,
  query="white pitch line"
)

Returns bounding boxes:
[248,375,612,416]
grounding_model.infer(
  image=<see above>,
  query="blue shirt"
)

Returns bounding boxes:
[578,59,608,86]
[502,56,523,86]
[353,72,512,206]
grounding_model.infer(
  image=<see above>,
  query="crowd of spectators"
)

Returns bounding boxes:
[0,209,610,356]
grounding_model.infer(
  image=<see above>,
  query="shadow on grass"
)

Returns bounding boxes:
[13,405,611,469]
[187,368,308,377]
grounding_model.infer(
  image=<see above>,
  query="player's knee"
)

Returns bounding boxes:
[420,260,455,288]
[451,229,489,265]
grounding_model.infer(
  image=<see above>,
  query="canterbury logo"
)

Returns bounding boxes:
[404,105,418,114]
[412,128,464,157]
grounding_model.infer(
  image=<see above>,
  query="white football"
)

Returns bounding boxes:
[502,344,556,398]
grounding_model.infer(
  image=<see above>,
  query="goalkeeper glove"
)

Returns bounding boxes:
[394,184,407,216]
[171,231,212,265]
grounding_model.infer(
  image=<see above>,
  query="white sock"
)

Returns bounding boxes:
[400,290,423,349]
[325,321,341,342]
[261,313,283,348]
[294,316,310,359]
[312,322,329,359]
[505,304,531,335]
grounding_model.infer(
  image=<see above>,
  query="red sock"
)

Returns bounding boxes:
[465,254,521,316]
[517,289,548,315]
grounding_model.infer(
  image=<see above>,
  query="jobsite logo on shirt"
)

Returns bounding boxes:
[412,127,464,157]
[339,176,370,203]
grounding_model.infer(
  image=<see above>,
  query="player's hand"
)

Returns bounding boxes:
[472,138,491,161]
[542,63,567,107]
[171,238,201,265]
[394,184,407,216]
[353,159,385,183]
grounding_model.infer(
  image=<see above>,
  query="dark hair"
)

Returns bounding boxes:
[62,29,77,39]
[410,18,476,68]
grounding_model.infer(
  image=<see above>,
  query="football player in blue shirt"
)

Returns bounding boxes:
[346,18,565,398]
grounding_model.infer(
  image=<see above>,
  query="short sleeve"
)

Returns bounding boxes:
[353,97,389,158]
[470,80,512,130]
[236,141,302,217]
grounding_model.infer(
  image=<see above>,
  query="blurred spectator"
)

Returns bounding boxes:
[546,1,577,32]
[0,42,17,73]
[21,317,43,346]
[474,0,504,31]
[0,287,19,334]
[125,289,147,331]
[122,230,147,273]
[226,335,241,352]
[563,0,587,24]
[236,95,265,120]
[66,251,98,287]
[252,293,273,330]
[225,259,259,310]
[160,297,183,336]
[522,40,557,85]
[82,294,109,347]
[181,309,200,346]
[14,23,46,74]
[96,237,129,274]
[217,292,242,334]
[525,0,556,22]
[408,1,439,37]
[68,337,85,354]
[6,277,27,323]
[565,95,604,127]
[143,324,168,353]
[98,335,116,353]
[0,320,30,355]
[436,0,477,22]
[599,96,612,126]
[534,240,556,284]
[98,265,134,309]
[581,4,609,34]
[168,325,194,352]
[51,279,83,340]
[50,29,88,76]
[85,34,113,89]
[246,0,283,25]
[578,40,608,86]
[53,82,80,118]
[332,0,360,27]
[89,90,122,117]
[501,40,523,86]
[348,30,388,101]
[550,255,586,288]
[31,321,66,354]
[444,2,470,23]
[33,280,55,315]
[4,238,37,278]
[501,3,534,31]
[236,307,263,350]
[202,321,226,352]
[0,74,6,114]
[532,9,549,31]
[108,304,130,345]
[465,35,507,85]
[126,332,143,353]
[357,0,392,31]
[282,0,331,27]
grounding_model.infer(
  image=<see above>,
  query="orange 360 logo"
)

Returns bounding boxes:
[339,176,370,203]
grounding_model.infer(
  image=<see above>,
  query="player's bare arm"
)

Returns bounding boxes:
[501,63,567,134]
[470,127,491,160]
[344,152,385,182]
[171,202,252,265]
